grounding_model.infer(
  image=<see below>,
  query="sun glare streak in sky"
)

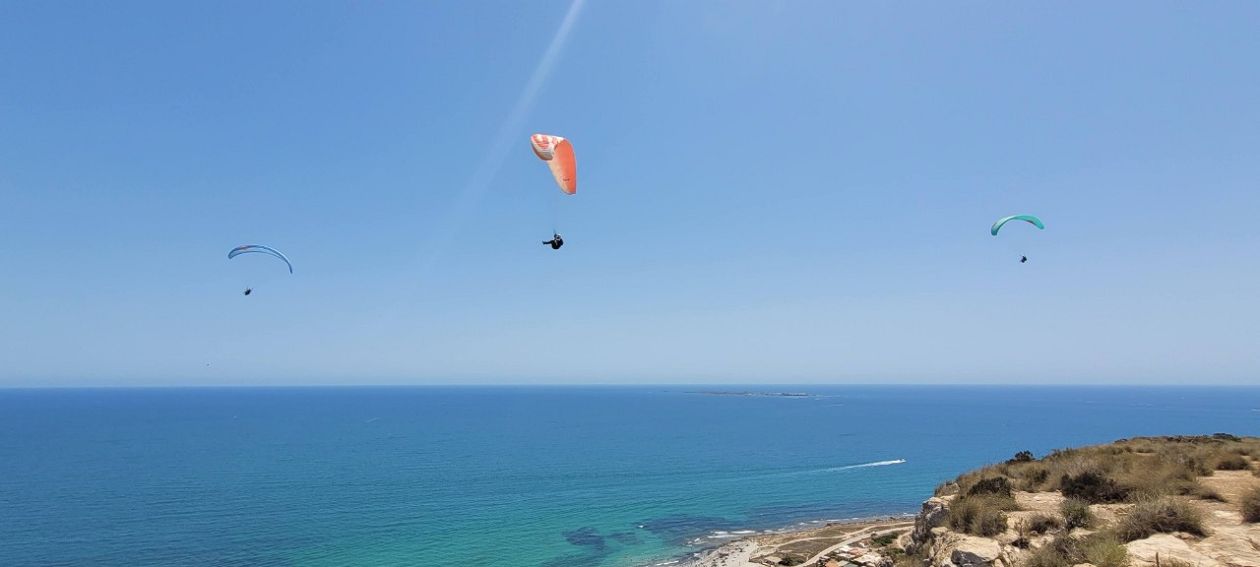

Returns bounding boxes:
[415,0,585,273]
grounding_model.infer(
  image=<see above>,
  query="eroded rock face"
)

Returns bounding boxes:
[947,536,1002,567]
[908,497,950,554]
[921,530,1007,567]
[1125,534,1223,567]
[1197,522,1260,566]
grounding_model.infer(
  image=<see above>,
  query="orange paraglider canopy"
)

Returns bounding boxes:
[530,133,577,195]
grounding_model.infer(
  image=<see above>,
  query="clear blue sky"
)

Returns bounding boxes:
[2,2,1258,386]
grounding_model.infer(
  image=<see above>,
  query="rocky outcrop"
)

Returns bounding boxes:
[947,536,1002,567]
[902,438,1260,567]
[907,496,949,554]
[903,495,1013,567]
[1124,533,1222,567]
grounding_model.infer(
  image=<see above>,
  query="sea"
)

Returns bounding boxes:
[1,386,1257,567]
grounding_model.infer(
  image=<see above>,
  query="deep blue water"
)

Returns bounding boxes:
[1,386,1257,566]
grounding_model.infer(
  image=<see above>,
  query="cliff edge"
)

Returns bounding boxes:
[896,435,1260,567]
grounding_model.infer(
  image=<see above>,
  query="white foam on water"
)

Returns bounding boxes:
[818,459,907,472]
[769,458,908,478]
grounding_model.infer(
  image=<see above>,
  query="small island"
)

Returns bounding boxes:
[686,434,1260,567]
[686,391,816,398]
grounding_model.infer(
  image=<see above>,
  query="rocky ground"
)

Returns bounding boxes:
[899,437,1260,567]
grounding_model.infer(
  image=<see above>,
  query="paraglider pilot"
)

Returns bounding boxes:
[243,288,253,296]
[1020,256,1028,264]
[543,234,564,250]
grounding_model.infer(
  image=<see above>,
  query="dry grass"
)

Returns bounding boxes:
[1024,513,1061,534]
[947,495,1014,536]
[1241,486,1260,523]
[1020,533,1129,567]
[1188,482,1226,502]
[1079,534,1129,567]
[1114,496,1207,542]
[1215,454,1250,471]
[940,436,1260,503]
[1021,544,1071,567]
[1060,498,1094,529]
[926,437,1260,566]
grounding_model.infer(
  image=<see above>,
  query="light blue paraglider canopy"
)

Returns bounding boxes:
[228,245,293,273]
[990,215,1045,236]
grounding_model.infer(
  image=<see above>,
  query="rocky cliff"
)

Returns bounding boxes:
[896,436,1260,567]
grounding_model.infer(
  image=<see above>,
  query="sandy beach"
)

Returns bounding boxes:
[673,516,915,567]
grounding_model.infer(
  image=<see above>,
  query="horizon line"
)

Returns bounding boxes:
[2,382,1258,390]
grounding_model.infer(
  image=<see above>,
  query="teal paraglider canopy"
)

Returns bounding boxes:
[228,245,293,273]
[990,215,1045,236]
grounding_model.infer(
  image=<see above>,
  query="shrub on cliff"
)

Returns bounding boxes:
[1022,534,1083,567]
[1028,533,1128,567]
[1241,486,1260,522]
[1008,450,1035,464]
[1189,482,1226,502]
[1012,464,1051,491]
[968,476,1014,498]
[1079,535,1129,567]
[1060,470,1128,503]
[1215,454,1250,471]
[947,495,1012,537]
[1115,496,1207,541]
[1024,513,1061,535]
[1022,544,1071,567]
[1060,498,1094,529]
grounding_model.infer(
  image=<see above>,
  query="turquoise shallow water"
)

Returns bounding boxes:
[1,386,1257,566]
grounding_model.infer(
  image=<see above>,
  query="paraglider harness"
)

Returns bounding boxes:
[544,234,564,250]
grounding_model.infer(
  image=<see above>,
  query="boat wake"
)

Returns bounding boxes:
[753,459,907,480]
[822,459,907,472]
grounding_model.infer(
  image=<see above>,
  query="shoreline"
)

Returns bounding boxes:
[639,513,917,567]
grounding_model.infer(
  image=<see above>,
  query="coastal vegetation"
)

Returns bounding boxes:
[936,434,1260,500]
[946,494,1011,536]
[946,475,1019,536]
[909,435,1260,567]
[870,531,903,547]
[1242,486,1260,522]
[1113,496,1206,541]
[1215,453,1250,470]
[719,436,1256,567]
[1059,498,1093,529]
[1022,533,1129,567]
[1022,513,1060,535]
